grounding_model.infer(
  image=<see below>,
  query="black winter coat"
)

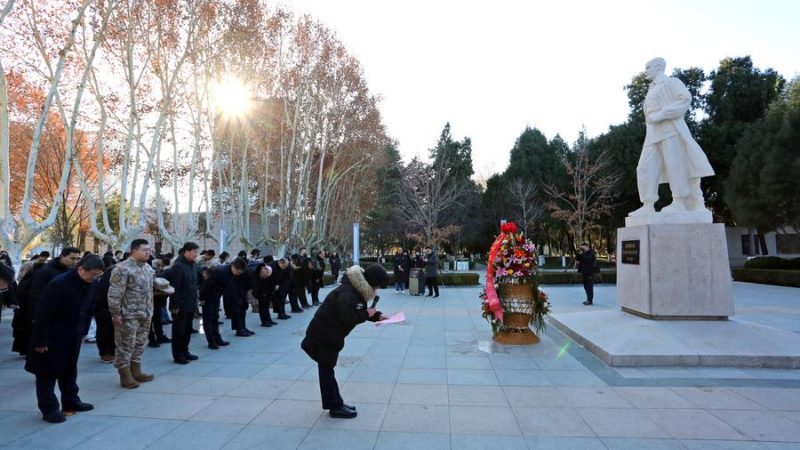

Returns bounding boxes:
[27,259,71,315]
[200,265,235,302]
[301,269,381,367]
[24,270,94,377]
[576,249,597,275]
[164,255,198,313]
[270,262,291,294]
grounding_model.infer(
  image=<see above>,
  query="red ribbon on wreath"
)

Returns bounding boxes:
[485,222,518,323]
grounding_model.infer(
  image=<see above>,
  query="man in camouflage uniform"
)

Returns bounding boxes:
[108,239,155,389]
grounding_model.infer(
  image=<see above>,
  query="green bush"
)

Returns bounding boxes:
[732,268,800,287]
[323,270,480,287]
[743,256,800,270]
[537,271,617,285]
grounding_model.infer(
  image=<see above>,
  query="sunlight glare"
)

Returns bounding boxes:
[211,77,251,118]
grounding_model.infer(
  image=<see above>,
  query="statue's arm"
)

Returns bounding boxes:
[659,79,692,121]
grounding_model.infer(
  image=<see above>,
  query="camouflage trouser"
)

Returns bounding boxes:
[114,316,151,369]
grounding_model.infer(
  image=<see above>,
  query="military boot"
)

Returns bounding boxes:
[130,362,155,382]
[118,367,140,389]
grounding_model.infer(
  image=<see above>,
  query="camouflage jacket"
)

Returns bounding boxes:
[107,257,155,319]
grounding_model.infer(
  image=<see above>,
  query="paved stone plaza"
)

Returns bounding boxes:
[1,280,799,449]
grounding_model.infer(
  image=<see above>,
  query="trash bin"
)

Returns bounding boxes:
[408,268,425,296]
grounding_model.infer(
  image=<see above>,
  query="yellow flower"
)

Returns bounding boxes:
[508,269,514,275]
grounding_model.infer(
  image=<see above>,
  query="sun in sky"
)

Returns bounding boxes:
[211,76,252,119]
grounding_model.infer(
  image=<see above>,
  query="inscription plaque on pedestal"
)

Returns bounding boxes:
[621,240,640,265]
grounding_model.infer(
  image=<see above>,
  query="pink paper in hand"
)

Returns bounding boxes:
[375,311,405,326]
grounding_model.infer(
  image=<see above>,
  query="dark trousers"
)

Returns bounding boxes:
[35,355,80,415]
[317,364,343,410]
[222,296,232,318]
[271,290,286,316]
[426,277,440,296]
[202,297,223,345]
[309,287,320,305]
[95,311,115,357]
[148,297,167,343]
[288,290,301,311]
[171,310,194,360]
[582,273,594,302]
[229,297,247,331]
[258,297,275,324]
[331,269,339,283]
[297,290,310,308]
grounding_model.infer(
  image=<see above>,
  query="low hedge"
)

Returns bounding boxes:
[744,256,800,270]
[732,268,800,288]
[537,271,616,285]
[323,270,480,286]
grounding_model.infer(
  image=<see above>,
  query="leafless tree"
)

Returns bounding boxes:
[544,146,619,245]
[397,156,467,248]
[506,178,545,238]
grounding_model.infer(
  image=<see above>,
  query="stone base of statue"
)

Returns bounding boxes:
[616,221,734,320]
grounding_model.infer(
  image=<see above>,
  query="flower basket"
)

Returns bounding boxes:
[480,222,550,345]
[493,283,539,345]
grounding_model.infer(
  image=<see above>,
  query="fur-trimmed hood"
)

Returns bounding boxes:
[343,265,375,302]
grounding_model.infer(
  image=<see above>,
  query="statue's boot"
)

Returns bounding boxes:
[661,198,688,213]
[629,203,655,217]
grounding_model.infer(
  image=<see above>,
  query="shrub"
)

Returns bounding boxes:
[537,271,617,285]
[744,256,795,270]
[732,269,800,288]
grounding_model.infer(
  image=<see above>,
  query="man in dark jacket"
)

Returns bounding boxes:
[328,252,341,283]
[576,243,597,306]
[269,259,291,320]
[14,247,81,356]
[25,255,105,423]
[199,261,243,346]
[164,242,200,364]
[251,262,277,327]
[392,250,408,293]
[423,248,440,298]
[301,265,389,419]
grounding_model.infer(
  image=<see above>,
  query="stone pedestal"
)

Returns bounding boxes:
[616,223,734,320]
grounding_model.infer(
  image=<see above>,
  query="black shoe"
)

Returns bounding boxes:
[329,407,357,419]
[236,330,251,337]
[42,411,66,423]
[208,344,220,350]
[185,353,199,361]
[217,340,230,346]
[433,295,439,298]
[63,401,94,413]
[191,328,199,334]
[174,358,189,365]
[583,300,593,305]
[268,320,278,325]
[278,314,291,320]
[425,294,432,297]
[291,309,303,313]
[147,341,160,348]
[312,302,321,307]
[158,336,172,343]
[260,322,273,327]
[343,403,357,411]
[244,329,255,336]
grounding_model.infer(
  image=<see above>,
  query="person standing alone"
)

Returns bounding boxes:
[576,243,597,306]
[108,239,157,388]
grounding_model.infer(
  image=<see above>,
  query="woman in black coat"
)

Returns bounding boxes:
[301,265,389,419]
[24,256,105,423]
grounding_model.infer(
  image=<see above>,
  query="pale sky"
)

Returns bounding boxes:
[279,0,800,178]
